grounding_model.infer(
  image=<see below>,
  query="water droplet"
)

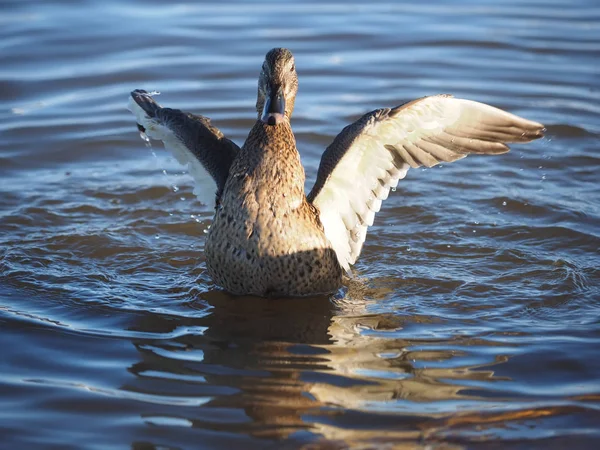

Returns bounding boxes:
[172,185,179,192]
[502,201,507,206]
[391,187,396,192]
[139,130,152,148]
[180,197,185,201]
[155,235,160,239]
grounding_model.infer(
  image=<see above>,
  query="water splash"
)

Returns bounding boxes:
[137,124,152,148]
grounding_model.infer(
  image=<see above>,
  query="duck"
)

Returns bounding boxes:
[128,47,544,297]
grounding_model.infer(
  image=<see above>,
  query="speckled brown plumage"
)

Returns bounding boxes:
[205,121,342,296]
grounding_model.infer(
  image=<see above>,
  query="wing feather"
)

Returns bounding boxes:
[308,95,544,270]
[128,90,239,207]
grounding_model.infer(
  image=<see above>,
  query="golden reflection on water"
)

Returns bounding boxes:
[121,283,525,448]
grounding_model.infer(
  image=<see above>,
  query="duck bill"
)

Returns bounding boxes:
[261,86,286,126]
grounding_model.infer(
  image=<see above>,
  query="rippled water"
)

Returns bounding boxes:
[1,0,599,448]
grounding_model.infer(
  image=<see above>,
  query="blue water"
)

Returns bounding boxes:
[1,0,599,448]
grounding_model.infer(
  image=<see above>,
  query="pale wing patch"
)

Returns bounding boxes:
[314,123,409,271]
[382,97,543,169]
[312,95,544,270]
[127,96,216,208]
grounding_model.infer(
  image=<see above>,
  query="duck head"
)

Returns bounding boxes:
[256,48,298,126]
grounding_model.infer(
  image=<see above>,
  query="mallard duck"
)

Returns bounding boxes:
[128,47,544,297]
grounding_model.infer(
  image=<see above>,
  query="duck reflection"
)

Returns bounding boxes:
[123,283,503,446]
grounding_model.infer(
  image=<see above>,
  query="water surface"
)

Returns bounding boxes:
[1,0,599,448]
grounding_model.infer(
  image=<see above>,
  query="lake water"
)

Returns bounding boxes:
[1,0,599,448]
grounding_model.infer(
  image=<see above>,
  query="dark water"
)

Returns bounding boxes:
[1,0,599,448]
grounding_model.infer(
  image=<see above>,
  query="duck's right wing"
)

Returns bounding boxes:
[308,95,544,271]
[128,89,240,207]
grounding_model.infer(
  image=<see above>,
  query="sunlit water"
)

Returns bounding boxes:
[1,0,599,448]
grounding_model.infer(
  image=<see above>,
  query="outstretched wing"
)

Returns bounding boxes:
[128,89,240,207]
[308,95,544,271]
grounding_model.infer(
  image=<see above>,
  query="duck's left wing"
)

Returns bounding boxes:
[307,95,544,271]
[128,89,240,207]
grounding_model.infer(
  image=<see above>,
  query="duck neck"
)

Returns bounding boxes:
[241,120,306,200]
[244,120,296,158]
